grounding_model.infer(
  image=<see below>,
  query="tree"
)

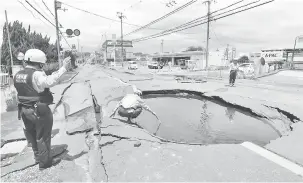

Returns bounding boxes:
[1,21,59,66]
[238,55,249,63]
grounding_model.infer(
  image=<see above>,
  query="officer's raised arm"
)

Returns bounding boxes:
[33,56,71,91]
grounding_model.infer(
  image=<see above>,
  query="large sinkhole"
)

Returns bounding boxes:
[107,90,283,146]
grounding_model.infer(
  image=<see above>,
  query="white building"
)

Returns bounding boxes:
[151,49,227,69]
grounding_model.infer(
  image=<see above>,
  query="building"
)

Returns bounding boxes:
[102,40,134,62]
[151,49,228,69]
[260,48,303,63]
[260,48,303,69]
[133,52,151,61]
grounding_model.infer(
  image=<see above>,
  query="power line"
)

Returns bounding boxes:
[42,0,55,17]
[132,0,274,43]
[18,0,52,28]
[32,0,53,21]
[132,0,261,42]
[132,0,248,42]
[42,0,63,28]
[158,0,249,36]
[123,0,198,37]
[24,0,71,48]
[25,0,55,26]
[61,2,165,30]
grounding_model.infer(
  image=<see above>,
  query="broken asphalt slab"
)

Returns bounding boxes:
[101,138,302,182]
[266,122,303,166]
[1,144,67,177]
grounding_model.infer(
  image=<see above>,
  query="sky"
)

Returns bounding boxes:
[1,0,303,56]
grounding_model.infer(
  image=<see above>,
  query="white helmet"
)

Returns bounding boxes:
[24,49,47,64]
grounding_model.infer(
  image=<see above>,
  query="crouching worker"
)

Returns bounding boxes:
[14,49,71,170]
[109,87,162,134]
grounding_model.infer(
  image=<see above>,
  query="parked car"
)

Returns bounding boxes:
[236,63,254,79]
[238,63,254,74]
[128,61,138,70]
[148,61,162,69]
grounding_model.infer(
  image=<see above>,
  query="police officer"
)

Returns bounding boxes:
[14,49,71,170]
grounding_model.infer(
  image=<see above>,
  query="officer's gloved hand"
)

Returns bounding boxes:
[62,56,71,70]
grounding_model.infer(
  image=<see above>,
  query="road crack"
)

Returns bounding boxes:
[263,104,301,123]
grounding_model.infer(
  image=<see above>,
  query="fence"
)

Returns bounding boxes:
[1,65,11,87]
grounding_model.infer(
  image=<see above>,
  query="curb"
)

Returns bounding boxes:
[255,69,288,79]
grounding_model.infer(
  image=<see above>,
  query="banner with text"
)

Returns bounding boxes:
[261,51,284,62]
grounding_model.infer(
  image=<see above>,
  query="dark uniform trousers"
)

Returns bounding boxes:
[21,103,53,168]
[229,70,237,85]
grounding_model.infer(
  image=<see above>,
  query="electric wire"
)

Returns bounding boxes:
[123,0,198,37]
[18,0,52,28]
[24,0,72,48]
[133,0,260,41]
[41,0,63,28]
[132,0,263,42]
[32,0,53,21]
[132,0,274,43]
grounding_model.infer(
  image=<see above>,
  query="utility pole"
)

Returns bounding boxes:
[5,10,13,71]
[160,39,164,68]
[117,12,125,66]
[205,0,211,69]
[54,0,61,67]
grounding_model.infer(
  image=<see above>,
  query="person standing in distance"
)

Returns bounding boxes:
[229,60,238,86]
[14,49,71,170]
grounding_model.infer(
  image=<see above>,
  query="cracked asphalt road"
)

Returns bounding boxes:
[1,65,303,182]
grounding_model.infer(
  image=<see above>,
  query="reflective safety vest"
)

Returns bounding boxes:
[13,68,54,105]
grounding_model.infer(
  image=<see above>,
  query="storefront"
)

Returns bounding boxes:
[151,51,204,67]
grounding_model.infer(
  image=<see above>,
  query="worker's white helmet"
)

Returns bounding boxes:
[24,49,47,64]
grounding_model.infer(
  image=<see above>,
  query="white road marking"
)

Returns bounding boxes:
[241,142,303,177]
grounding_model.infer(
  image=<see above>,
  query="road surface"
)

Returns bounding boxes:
[1,64,303,182]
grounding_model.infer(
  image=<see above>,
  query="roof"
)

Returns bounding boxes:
[261,48,303,52]
[151,51,204,57]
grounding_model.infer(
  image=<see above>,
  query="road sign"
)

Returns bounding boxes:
[74,29,80,36]
[104,40,133,48]
[66,29,73,36]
